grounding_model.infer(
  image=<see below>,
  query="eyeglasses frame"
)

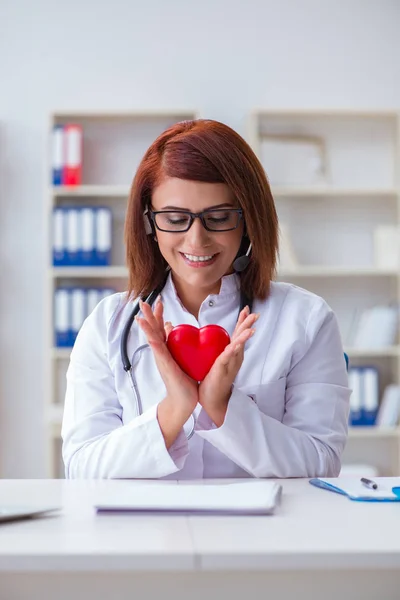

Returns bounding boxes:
[147,207,244,233]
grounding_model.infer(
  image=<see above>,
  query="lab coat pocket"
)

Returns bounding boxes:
[239,377,287,422]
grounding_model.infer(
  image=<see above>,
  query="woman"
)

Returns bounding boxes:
[62,119,350,479]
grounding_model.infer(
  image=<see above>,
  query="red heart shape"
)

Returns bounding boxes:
[167,324,231,381]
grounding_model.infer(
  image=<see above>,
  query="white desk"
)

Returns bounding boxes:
[0,478,399,600]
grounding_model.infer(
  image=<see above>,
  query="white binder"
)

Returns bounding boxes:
[53,208,65,265]
[66,208,80,265]
[95,208,112,265]
[70,288,86,341]
[54,288,69,346]
[80,207,95,266]
[86,289,102,316]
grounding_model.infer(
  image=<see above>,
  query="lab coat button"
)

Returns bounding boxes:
[208,300,215,307]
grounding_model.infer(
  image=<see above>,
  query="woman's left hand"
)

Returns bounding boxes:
[198,306,259,426]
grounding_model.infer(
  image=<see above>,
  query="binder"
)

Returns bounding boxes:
[54,288,70,347]
[362,367,379,426]
[348,366,379,426]
[52,125,64,185]
[64,124,82,186]
[95,207,112,266]
[52,207,66,266]
[309,477,400,502]
[348,368,362,426]
[86,288,102,316]
[65,208,80,266]
[99,287,115,301]
[80,207,96,266]
[70,288,86,346]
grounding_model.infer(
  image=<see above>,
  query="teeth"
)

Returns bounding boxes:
[184,253,214,262]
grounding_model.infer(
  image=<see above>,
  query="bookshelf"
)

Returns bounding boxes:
[45,109,199,477]
[249,109,400,476]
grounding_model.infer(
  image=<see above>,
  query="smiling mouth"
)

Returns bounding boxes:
[180,252,219,267]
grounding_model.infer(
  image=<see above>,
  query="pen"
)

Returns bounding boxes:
[360,477,378,490]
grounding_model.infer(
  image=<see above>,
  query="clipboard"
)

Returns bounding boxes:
[309,478,400,502]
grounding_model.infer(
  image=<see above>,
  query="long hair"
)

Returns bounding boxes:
[124,119,278,299]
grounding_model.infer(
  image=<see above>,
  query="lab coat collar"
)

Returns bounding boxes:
[163,271,241,308]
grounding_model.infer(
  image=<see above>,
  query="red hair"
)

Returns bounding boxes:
[124,119,278,299]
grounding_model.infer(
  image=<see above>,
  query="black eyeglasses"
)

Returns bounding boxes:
[148,208,243,233]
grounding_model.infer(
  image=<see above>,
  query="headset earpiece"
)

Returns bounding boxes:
[143,208,153,235]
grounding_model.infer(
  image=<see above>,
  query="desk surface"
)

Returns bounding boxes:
[0,478,399,572]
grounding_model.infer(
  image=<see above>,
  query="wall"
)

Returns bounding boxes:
[0,0,399,476]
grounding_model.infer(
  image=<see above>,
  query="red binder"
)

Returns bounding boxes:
[64,124,82,185]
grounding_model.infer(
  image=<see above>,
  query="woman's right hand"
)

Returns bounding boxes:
[136,298,199,432]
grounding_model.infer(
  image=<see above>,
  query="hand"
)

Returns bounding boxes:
[198,306,259,426]
[135,298,199,417]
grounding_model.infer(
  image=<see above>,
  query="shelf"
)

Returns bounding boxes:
[348,427,400,439]
[278,266,399,277]
[272,187,398,198]
[52,109,198,121]
[345,346,400,358]
[50,266,129,278]
[252,108,399,118]
[51,185,130,197]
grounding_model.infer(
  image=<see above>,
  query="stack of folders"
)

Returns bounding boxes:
[52,124,83,186]
[53,206,112,266]
[55,287,116,347]
[348,366,379,426]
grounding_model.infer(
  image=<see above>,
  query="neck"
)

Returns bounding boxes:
[172,274,222,319]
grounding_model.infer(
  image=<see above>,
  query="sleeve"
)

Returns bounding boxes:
[61,295,189,479]
[195,298,351,478]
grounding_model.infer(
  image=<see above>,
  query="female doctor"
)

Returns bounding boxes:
[61,119,351,480]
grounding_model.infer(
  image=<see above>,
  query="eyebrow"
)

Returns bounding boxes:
[159,203,235,211]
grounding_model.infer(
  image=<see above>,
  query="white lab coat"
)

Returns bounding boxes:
[62,273,350,479]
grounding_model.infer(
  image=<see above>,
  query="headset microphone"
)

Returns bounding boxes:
[233,243,252,273]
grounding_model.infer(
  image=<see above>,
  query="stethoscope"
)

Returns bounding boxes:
[121,265,253,440]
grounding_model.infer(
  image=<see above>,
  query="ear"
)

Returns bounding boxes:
[143,208,153,235]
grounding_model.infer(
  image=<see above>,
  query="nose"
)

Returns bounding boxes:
[185,216,211,248]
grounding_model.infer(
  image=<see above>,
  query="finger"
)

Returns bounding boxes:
[233,305,250,336]
[136,314,164,345]
[233,313,259,340]
[153,298,165,337]
[218,328,255,366]
[164,321,174,338]
[140,299,163,334]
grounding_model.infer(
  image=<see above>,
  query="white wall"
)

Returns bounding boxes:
[0,0,400,477]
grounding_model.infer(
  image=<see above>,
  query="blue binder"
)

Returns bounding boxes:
[80,207,96,266]
[52,125,64,185]
[94,207,112,266]
[65,207,80,266]
[69,288,86,346]
[53,207,67,266]
[348,366,379,427]
[54,288,70,347]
